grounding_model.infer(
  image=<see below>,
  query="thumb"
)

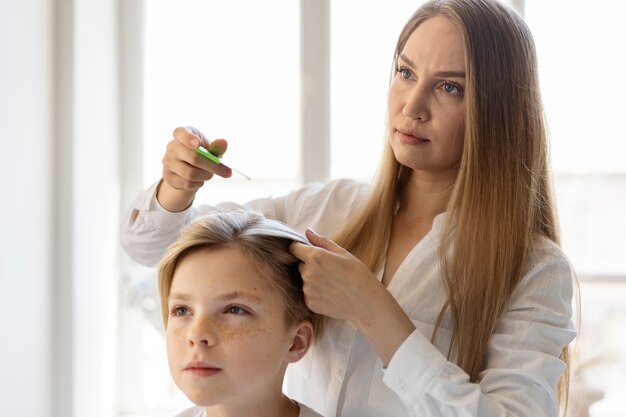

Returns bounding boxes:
[305,228,343,253]
[208,138,228,158]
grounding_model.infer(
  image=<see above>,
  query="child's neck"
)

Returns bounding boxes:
[204,393,300,417]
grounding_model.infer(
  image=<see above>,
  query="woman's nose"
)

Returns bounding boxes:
[402,84,430,121]
[188,317,218,347]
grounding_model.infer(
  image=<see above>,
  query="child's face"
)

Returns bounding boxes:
[166,245,301,407]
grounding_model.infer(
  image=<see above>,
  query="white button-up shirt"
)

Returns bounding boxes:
[173,403,322,417]
[121,179,576,417]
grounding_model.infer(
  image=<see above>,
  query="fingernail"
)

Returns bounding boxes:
[307,227,318,235]
[190,138,199,148]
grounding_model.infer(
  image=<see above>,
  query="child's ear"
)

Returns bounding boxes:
[286,321,314,363]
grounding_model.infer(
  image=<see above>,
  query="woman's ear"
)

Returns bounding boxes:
[285,321,314,363]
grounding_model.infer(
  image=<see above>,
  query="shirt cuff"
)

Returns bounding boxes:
[141,180,193,232]
[382,328,448,404]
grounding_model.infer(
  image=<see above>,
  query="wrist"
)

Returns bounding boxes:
[156,179,196,212]
[352,280,388,329]
[356,284,415,366]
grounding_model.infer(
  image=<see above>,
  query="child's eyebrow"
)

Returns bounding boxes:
[168,291,263,303]
[217,291,263,303]
[168,292,192,302]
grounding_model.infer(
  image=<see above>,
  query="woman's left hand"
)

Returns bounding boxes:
[289,228,383,323]
[291,228,416,365]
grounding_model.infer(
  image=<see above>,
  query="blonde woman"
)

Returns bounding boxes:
[122,0,576,415]
[158,210,323,417]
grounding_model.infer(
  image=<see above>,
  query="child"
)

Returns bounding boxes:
[158,210,323,417]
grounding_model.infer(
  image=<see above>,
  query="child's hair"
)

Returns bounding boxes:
[158,210,318,335]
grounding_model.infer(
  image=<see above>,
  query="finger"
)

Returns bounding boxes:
[188,151,232,178]
[166,138,232,178]
[208,138,228,158]
[173,126,203,149]
[185,126,212,148]
[205,138,233,178]
[162,170,206,191]
[165,156,215,182]
[305,228,344,253]
[289,241,310,260]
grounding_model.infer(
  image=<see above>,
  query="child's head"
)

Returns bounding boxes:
[158,210,316,408]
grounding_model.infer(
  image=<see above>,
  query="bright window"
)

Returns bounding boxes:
[524,2,626,416]
[142,0,301,204]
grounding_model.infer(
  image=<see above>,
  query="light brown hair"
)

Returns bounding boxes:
[332,0,571,411]
[158,210,319,335]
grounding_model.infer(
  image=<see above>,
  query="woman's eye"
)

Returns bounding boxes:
[442,82,463,95]
[399,68,412,79]
[171,306,190,317]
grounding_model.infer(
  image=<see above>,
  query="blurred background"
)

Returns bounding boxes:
[1,0,625,416]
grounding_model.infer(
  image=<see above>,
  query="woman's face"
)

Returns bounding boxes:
[165,245,306,409]
[387,15,466,179]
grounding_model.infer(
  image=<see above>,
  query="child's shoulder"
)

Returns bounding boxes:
[172,404,320,417]
[298,402,324,417]
[173,405,205,417]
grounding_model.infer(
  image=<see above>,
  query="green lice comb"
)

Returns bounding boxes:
[195,145,251,181]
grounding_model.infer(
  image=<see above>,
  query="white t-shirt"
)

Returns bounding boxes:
[173,403,323,417]
[121,179,576,417]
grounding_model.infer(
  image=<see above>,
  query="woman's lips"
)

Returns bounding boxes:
[396,129,430,145]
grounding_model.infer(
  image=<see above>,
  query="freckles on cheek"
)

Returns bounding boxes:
[224,323,269,342]
[166,326,186,346]
[221,321,278,348]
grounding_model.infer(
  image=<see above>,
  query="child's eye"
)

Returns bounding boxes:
[225,305,248,315]
[442,81,464,95]
[170,305,190,317]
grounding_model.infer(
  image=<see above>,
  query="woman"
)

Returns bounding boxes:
[121,0,576,416]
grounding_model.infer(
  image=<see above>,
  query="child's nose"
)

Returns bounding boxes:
[188,317,218,347]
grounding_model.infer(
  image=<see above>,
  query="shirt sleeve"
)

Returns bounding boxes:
[382,243,577,417]
[119,178,367,266]
[119,181,252,266]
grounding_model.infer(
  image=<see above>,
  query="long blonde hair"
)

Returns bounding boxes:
[332,0,570,409]
[158,210,319,334]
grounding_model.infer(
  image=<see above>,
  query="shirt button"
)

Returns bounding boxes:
[399,381,409,392]
[335,368,343,377]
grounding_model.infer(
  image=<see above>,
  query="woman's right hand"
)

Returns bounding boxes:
[157,126,232,212]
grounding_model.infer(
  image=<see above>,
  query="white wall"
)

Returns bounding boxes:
[0,0,120,415]
[72,0,120,415]
[0,0,53,415]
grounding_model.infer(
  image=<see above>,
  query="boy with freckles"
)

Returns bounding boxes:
[158,210,323,417]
